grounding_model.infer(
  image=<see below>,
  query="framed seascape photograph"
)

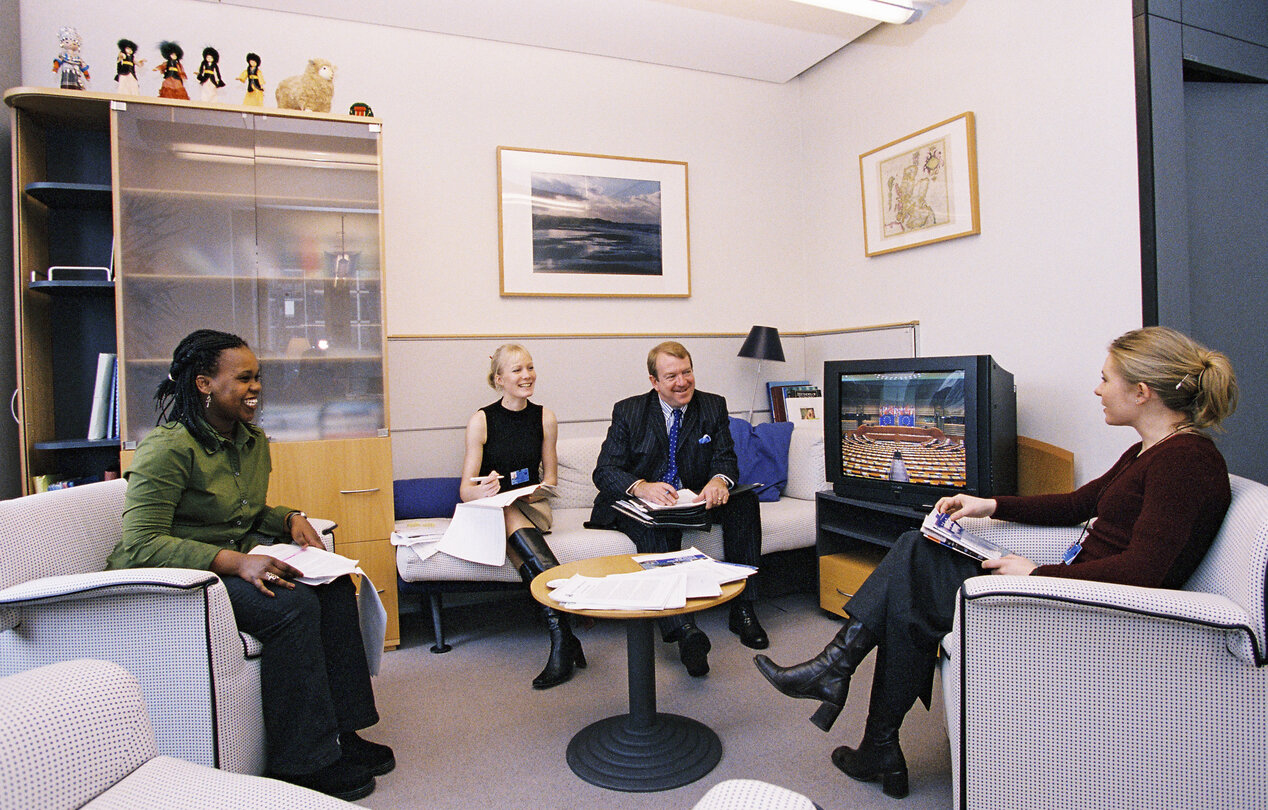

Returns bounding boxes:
[497,147,691,297]
[858,111,979,257]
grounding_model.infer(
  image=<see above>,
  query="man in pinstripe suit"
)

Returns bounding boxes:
[590,341,768,677]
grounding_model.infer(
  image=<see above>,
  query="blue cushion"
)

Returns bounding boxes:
[728,417,794,502]
[394,477,463,519]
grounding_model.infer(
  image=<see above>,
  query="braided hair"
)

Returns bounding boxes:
[155,329,249,448]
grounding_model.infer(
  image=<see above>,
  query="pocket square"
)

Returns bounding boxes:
[698,434,711,444]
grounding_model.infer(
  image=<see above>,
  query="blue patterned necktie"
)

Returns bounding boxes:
[663,408,683,487]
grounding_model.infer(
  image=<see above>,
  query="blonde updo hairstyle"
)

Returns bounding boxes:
[1108,326,1238,431]
[487,343,531,391]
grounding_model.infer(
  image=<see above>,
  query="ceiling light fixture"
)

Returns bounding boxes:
[786,0,948,25]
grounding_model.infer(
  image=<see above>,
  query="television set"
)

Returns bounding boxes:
[823,355,1017,511]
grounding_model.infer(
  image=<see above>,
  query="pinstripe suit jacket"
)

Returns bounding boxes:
[590,389,740,527]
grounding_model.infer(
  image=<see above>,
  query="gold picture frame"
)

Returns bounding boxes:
[497,147,691,297]
[859,112,980,257]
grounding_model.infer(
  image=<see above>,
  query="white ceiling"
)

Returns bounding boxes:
[200,0,883,83]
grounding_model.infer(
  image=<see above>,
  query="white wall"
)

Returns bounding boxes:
[793,0,1142,481]
[18,0,809,337]
[16,0,1145,483]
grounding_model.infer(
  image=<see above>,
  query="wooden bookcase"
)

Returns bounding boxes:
[7,88,399,648]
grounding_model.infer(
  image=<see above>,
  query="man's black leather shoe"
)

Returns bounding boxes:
[677,625,712,676]
[729,602,769,649]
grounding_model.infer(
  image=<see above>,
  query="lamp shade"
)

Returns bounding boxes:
[738,325,785,362]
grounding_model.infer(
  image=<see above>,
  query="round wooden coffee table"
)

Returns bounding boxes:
[530,554,746,792]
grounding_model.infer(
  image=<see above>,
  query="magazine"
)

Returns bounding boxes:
[920,509,1010,561]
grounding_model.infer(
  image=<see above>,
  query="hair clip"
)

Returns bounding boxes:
[1176,373,1193,390]
[168,372,176,382]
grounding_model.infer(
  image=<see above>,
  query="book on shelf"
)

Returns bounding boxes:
[769,382,821,422]
[785,393,823,425]
[766,380,809,422]
[105,356,119,440]
[920,508,1010,561]
[86,353,117,441]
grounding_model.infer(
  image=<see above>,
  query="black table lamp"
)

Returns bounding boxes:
[738,325,785,422]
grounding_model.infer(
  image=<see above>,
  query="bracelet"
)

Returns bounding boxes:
[285,510,307,531]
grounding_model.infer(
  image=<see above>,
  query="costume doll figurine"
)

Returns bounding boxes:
[52,27,89,90]
[237,53,265,106]
[196,47,226,103]
[155,41,188,100]
[114,39,145,95]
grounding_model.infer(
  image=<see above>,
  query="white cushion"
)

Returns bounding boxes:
[784,425,826,500]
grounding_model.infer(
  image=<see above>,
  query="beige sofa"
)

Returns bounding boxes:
[397,424,827,650]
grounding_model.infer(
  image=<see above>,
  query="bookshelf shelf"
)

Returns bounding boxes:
[24,181,112,208]
[30,279,114,296]
[33,438,119,451]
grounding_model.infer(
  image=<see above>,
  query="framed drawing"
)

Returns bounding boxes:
[498,147,691,297]
[858,111,979,257]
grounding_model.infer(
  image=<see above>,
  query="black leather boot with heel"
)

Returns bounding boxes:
[509,527,586,689]
[831,646,912,799]
[752,617,876,731]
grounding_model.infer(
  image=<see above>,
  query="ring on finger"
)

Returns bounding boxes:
[264,572,278,582]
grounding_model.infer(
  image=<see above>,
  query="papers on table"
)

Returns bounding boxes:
[391,518,451,562]
[546,548,757,611]
[435,484,555,567]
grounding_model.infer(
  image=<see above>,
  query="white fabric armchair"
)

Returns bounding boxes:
[0,479,336,775]
[0,659,355,809]
[940,474,1268,809]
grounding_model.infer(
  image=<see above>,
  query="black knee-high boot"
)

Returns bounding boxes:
[753,617,876,731]
[831,645,912,799]
[508,528,586,689]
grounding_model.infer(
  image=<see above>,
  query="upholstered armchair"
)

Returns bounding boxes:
[940,474,1268,809]
[0,659,355,809]
[0,479,335,775]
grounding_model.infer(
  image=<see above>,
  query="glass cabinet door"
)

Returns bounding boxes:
[113,104,386,446]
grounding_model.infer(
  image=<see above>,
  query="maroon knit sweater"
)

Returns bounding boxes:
[992,433,1229,588]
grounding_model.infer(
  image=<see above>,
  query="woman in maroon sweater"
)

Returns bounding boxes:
[755,327,1239,799]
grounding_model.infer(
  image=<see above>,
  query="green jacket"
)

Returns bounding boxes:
[107,421,294,571]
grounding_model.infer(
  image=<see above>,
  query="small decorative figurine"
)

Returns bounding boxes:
[237,52,265,106]
[114,39,144,95]
[155,41,188,100]
[348,102,374,117]
[275,58,336,113]
[196,47,225,103]
[52,26,89,90]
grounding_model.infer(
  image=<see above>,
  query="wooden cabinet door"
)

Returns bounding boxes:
[268,437,393,542]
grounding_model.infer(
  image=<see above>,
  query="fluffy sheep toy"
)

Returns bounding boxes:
[275,58,336,112]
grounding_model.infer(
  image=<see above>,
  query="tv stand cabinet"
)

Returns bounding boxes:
[816,491,924,618]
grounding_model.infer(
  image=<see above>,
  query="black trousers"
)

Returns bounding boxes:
[223,574,379,775]
[612,488,762,638]
[844,530,982,712]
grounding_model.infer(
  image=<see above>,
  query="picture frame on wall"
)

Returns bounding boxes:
[858,111,979,257]
[497,147,691,297]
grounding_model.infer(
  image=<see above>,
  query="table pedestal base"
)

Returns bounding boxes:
[566,712,722,792]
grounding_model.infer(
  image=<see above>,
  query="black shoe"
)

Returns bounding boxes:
[271,757,375,801]
[832,740,909,799]
[677,625,711,677]
[752,618,877,732]
[533,621,587,689]
[728,602,769,649]
[339,730,395,776]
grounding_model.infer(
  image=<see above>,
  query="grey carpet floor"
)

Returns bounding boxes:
[354,591,953,810]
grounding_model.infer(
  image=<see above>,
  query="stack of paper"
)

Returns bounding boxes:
[391,518,451,562]
[546,548,757,611]
[248,543,362,585]
[920,509,1010,561]
[612,488,710,529]
[436,484,555,566]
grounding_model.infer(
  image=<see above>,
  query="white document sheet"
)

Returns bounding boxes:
[248,543,385,675]
[249,543,361,585]
[435,485,555,566]
[547,571,688,611]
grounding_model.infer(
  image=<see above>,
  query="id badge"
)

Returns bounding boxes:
[1062,543,1082,565]
[510,467,530,486]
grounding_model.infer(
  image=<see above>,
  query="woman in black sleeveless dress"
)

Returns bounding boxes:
[459,344,584,688]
